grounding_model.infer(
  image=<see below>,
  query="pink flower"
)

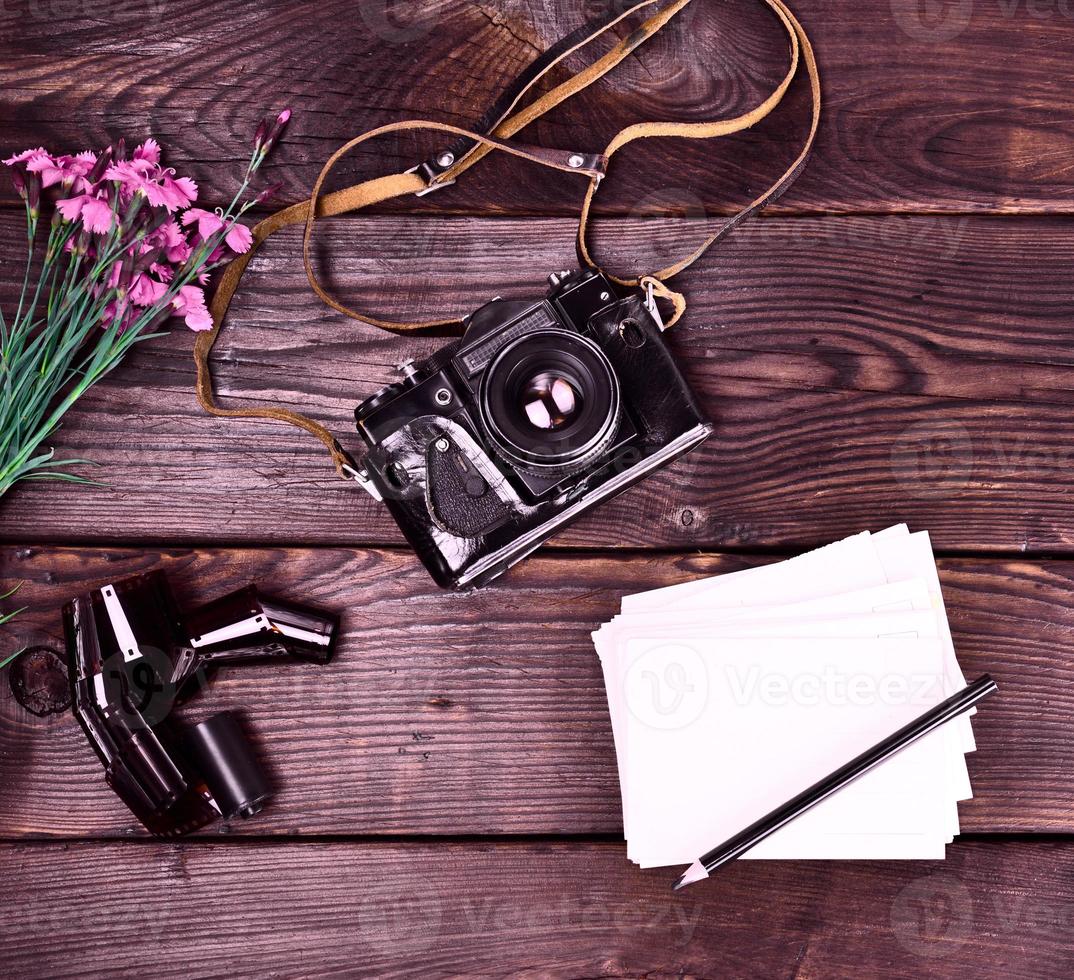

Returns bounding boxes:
[225,221,252,254]
[105,161,197,212]
[133,139,161,165]
[181,206,224,239]
[3,148,49,209]
[7,122,283,344]
[251,109,292,171]
[159,169,198,210]
[147,219,192,264]
[28,151,96,191]
[255,109,291,152]
[182,208,252,254]
[56,193,115,234]
[3,147,48,167]
[105,259,123,289]
[172,284,213,331]
[105,160,164,204]
[128,272,167,307]
[255,181,285,206]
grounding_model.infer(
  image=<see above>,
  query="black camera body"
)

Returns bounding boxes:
[354,270,713,589]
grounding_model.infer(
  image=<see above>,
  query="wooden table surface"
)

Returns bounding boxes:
[2,1,1073,976]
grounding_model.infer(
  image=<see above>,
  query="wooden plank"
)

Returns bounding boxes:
[0,546,1069,838]
[3,215,1074,554]
[4,0,1074,216]
[0,839,1071,978]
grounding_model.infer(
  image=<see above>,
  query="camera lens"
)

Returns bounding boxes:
[480,329,620,478]
[521,372,582,431]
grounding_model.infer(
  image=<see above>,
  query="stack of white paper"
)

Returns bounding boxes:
[593,526,977,869]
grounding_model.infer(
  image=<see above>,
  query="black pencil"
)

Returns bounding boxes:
[672,674,999,890]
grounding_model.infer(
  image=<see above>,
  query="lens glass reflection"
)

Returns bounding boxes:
[520,372,582,431]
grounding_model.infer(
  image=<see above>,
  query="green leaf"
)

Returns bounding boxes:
[0,582,23,601]
[0,606,27,626]
[0,583,26,667]
[0,646,27,671]
[23,471,108,487]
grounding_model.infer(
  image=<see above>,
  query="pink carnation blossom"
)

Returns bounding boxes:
[28,150,96,191]
[147,219,193,264]
[133,138,161,165]
[181,207,224,239]
[5,109,286,343]
[225,221,253,254]
[160,169,198,210]
[172,284,213,331]
[105,160,198,212]
[56,193,115,234]
[2,147,48,167]
[182,207,253,254]
[128,272,168,307]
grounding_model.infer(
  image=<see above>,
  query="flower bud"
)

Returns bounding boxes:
[9,166,26,199]
[26,173,41,217]
[253,115,271,151]
[255,181,285,206]
[87,146,114,184]
[117,248,135,287]
[260,109,292,157]
[133,245,162,273]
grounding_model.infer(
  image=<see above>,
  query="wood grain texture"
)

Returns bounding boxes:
[2,215,1074,553]
[1,545,1070,838]
[3,0,1071,973]
[1,839,1071,978]
[3,0,1074,216]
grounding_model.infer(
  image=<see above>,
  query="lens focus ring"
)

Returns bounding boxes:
[479,329,621,480]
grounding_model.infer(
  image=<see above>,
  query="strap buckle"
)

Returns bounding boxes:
[644,279,666,332]
[341,462,384,501]
[406,163,457,198]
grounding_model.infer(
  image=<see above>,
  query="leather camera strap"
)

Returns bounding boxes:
[194,0,821,477]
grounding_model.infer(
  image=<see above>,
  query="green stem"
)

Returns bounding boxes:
[8,209,37,350]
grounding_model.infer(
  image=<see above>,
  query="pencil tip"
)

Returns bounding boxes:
[672,860,708,891]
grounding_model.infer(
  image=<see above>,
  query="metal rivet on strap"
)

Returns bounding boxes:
[568,154,585,168]
[436,152,455,169]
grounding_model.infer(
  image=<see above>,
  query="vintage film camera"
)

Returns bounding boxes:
[65,571,338,836]
[353,270,713,589]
